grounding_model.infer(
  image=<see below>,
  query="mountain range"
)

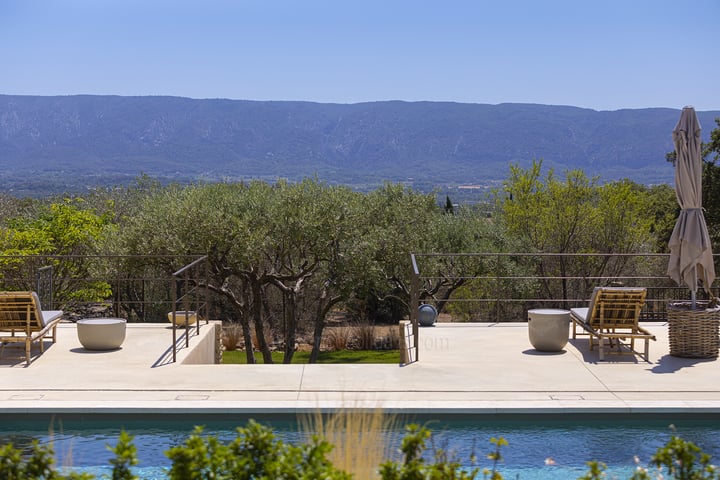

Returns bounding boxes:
[1,94,718,197]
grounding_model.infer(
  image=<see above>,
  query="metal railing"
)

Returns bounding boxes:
[35,265,54,309]
[0,254,210,362]
[170,255,210,362]
[409,252,720,362]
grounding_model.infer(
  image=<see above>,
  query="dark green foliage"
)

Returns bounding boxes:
[444,195,455,215]
[3,423,720,479]
[703,159,720,247]
[645,434,719,479]
[0,440,93,479]
[107,431,139,480]
[378,424,481,480]
[702,118,720,163]
[582,434,720,480]
[165,420,351,480]
[702,118,720,248]
[578,460,609,480]
[644,183,678,252]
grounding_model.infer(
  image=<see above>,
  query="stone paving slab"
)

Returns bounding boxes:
[1,321,719,415]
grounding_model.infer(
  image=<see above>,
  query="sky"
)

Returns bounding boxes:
[1,0,719,112]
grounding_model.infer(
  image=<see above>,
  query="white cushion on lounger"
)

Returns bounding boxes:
[31,292,62,326]
[571,307,590,322]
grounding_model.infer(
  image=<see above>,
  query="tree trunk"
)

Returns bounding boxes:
[261,285,277,335]
[241,319,255,364]
[282,290,297,364]
[203,282,256,364]
[310,322,323,364]
[250,278,273,363]
[309,288,341,364]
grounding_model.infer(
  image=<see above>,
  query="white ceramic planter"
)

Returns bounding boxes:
[77,318,126,350]
[527,308,570,352]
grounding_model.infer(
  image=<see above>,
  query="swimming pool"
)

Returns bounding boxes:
[2,413,719,479]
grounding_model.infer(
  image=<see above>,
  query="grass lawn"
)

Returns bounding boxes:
[222,349,399,364]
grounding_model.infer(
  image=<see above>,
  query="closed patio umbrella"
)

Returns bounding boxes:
[667,106,716,307]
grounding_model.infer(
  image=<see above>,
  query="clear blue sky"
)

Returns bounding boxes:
[2,0,718,111]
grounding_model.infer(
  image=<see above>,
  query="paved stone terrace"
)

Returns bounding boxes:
[1,322,719,416]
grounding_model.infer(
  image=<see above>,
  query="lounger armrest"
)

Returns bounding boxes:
[635,324,657,340]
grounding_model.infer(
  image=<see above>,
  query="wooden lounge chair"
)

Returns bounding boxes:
[0,291,63,366]
[570,287,655,362]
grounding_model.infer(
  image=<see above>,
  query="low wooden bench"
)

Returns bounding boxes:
[0,291,63,366]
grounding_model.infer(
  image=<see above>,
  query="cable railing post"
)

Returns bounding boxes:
[114,269,121,318]
[495,254,501,322]
[410,253,420,362]
[204,256,210,324]
[194,262,200,335]
[170,255,209,361]
[184,270,190,348]
[36,265,54,310]
[171,270,178,363]
[183,267,194,347]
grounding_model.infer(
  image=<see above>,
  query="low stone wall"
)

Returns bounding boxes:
[181,321,221,365]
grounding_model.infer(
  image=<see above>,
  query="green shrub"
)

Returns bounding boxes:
[2,422,720,480]
[107,430,138,480]
[581,434,719,480]
[0,439,93,479]
[378,424,482,480]
[165,420,351,480]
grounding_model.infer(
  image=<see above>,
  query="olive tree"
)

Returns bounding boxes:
[115,179,381,363]
[261,179,362,363]
[347,184,438,319]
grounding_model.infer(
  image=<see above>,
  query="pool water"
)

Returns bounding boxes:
[1,413,719,479]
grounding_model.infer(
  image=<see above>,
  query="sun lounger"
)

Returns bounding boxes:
[570,287,655,362]
[0,291,63,366]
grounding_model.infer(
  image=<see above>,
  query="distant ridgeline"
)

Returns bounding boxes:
[0,94,718,197]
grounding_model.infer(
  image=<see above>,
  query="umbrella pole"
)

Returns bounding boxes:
[692,289,697,309]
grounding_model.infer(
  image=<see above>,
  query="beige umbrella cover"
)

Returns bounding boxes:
[667,106,716,302]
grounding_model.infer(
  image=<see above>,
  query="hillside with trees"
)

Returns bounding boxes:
[1,94,718,196]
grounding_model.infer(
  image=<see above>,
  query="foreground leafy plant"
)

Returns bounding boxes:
[165,420,351,480]
[3,422,720,480]
[378,423,482,479]
[0,440,93,479]
[107,431,138,480]
[483,436,508,480]
[581,433,720,480]
[637,434,719,480]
